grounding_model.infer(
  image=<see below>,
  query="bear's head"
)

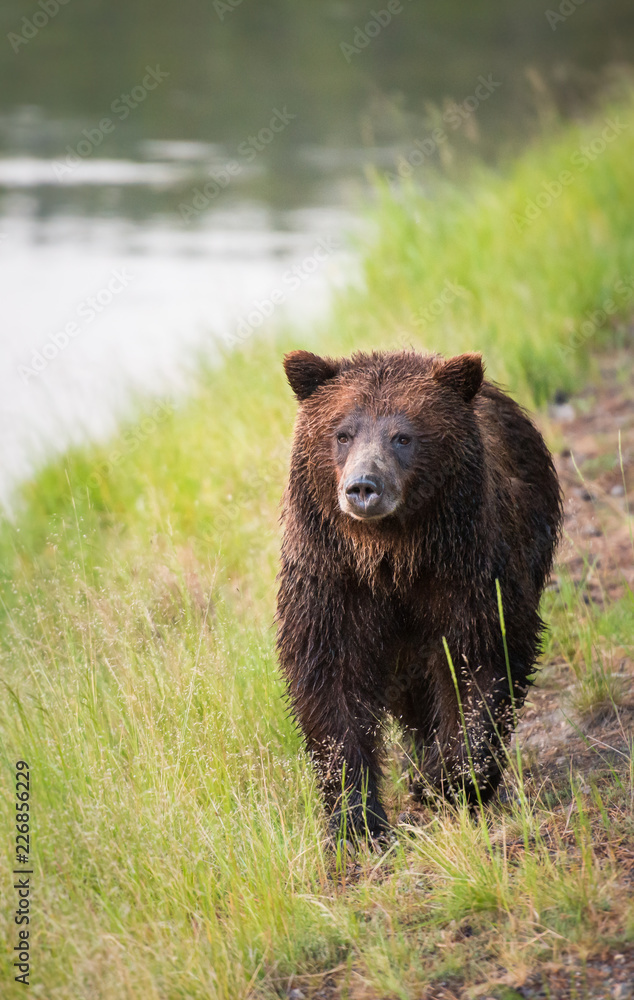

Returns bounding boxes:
[283,349,484,526]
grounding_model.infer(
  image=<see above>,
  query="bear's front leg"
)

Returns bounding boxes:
[412,713,507,806]
[410,647,518,807]
[292,685,390,843]
[276,558,392,843]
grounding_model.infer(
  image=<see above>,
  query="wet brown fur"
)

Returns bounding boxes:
[276,349,563,839]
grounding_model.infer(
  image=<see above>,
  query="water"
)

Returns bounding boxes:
[0,202,357,506]
[1,0,633,505]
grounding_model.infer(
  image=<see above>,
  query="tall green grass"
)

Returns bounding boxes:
[1,98,634,998]
[341,106,634,404]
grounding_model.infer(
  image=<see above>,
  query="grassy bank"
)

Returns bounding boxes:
[1,98,634,999]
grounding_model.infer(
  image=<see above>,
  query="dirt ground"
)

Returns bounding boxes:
[497,348,634,1000]
[551,349,634,602]
[518,348,634,785]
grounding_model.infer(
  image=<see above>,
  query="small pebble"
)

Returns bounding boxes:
[582,524,602,537]
[611,484,625,497]
[551,402,576,422]
[288,990,306,1000]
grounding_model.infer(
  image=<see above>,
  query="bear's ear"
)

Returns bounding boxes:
[283,350,339,401]
[433,352,484,402]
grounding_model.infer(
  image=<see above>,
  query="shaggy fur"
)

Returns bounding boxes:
[276,349,562,839]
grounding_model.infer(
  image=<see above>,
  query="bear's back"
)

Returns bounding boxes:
[476,382,562,592]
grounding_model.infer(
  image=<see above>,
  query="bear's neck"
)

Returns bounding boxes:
[287,481,490,595]
[340,491,491,594]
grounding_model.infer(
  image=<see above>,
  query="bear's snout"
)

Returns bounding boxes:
[344,474,384,515]
[339,463,400,520]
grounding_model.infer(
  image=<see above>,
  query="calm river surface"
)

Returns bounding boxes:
[1,0,633,505]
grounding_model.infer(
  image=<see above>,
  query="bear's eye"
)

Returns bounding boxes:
[337,432,350,445]
[394,434,412,447]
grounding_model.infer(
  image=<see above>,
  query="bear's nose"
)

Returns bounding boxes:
[344,475,384,511]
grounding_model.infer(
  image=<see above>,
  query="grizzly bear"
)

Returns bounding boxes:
[277,349,562,840]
